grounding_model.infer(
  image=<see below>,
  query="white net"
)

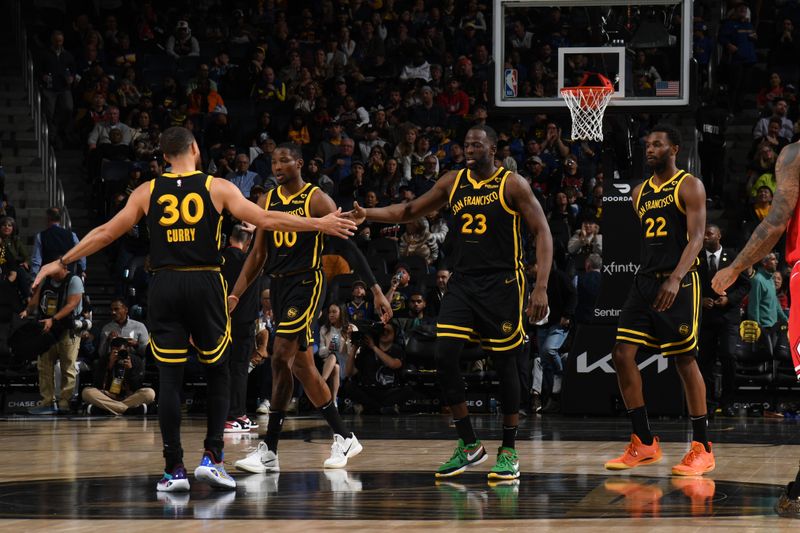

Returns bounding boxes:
[560,87,613,141]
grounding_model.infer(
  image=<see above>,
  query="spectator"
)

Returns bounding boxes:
[747,253,788,343]
[770,18,800,89]
[23,266,85,414]
[87,106,133,150]
[699,224,750,417]
[567,215,602,269]
[318,303,357,408]
[252,67,287,115]
[343,321,405,415]
[510,20,534,51]
[345,280,375,322]
[437,77,469,122]
[254,288,274,415]
[250,134,275,185]
[575,253,602,324]
[82,336,155,416]
[756,72,785,111]
[287,114,311,146]
[165,20,199,59]
[532,260,576,415]
[31,207,85,276]
[399,218,438,266]
[408,86,447,133]
[0,216,30,272]
[226,153,261,198]
[222,225,261,433]
[39,30,76,144]
[399,50,432,82]
[426,209,449,252]
[425,267,450,317]
[337,159,370,206]
[411,154,440,197]
[753,98,794,141]
[306,157,335,197]
[406,290,435,327]
[719,2,758,112]
[385,263,413,313]
[188,79,226,116]
[775,270,789,314]
[97,298,149,360]
[327,137,356,185]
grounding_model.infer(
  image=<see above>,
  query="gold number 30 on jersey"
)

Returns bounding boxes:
[461,213,487,235]
[157,193,204,226]
[644,216,668,238]
[273,231,297,247]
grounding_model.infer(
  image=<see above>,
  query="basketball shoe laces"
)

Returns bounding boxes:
[680,446,702,466]
[445,443,468,465]
[496,449,516,469]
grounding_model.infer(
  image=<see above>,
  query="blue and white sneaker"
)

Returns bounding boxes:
[156,465,190,492]
[194,451,237,490]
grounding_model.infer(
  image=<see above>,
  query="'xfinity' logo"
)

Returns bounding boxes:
[602,262,640,275]
[576,352,669,374]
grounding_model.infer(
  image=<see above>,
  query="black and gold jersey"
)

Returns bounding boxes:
[147,171,223,270]
[264,183,323,275]
[447,167,524,274]
[634,170,698,274]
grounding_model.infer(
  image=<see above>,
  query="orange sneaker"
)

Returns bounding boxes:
[604,480,664,517]
[671,477,716,515]
[604,434,662,470]
[671,441,715,476]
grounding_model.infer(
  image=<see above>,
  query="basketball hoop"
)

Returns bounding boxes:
[560,73,614,142]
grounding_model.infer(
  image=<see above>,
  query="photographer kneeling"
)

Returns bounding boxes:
[342,321,407,415]
[82,336,155,415]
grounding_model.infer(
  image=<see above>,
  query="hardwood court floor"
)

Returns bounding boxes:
[0,413,799,531]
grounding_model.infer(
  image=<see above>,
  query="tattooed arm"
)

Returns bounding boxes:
[712,142,800,294]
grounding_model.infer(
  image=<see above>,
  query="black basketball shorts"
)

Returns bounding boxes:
[270,269,326,351]
[436,270,527,352]
[615,270,701,356]
[148,269,231,366]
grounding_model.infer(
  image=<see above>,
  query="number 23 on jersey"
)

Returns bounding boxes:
[461,213,487,235]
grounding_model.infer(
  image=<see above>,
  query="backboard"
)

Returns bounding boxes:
[493,0,694,111]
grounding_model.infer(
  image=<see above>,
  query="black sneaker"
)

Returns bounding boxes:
[776,482,800,518]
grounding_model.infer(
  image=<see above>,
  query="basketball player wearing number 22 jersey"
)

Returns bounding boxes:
[712,140,800,518]
[604,125,716,478]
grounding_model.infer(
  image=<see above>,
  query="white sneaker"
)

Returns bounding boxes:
[324,433,363,469]
[242,472,280,494]
[235,442,280,473]
[256,400,271,415]
[324,470,363,492]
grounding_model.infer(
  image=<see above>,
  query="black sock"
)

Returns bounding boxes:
[691,415,710,451]
[790,468,800,497]
[163,445,183,472]
[454,415,478,445]
[502,425,518,449]
[628,406,654,445]
[264,411,286,453]
[320,400,349,437]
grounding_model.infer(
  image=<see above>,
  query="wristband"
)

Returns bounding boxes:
[58,256,68,268]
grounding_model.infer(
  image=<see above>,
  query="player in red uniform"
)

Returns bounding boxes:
[712,141,800,518]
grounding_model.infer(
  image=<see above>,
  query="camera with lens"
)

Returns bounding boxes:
[72,317,92,333]
[350,319,385,346]
[110,336,131,363]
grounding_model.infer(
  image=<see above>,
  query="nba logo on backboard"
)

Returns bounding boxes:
[504,68,517,97]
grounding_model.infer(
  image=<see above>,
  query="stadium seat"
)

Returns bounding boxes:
[367,238,399,266]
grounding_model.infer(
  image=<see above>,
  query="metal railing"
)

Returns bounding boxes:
[14,0,71,230]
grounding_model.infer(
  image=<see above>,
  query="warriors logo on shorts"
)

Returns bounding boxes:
[287,307,299,319]
[679,324,690,336]
[502,321,514,334]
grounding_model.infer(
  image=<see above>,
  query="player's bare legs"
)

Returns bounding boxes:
[291,347,332,407]
[612,343,645,409]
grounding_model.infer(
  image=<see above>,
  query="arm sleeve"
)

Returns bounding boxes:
[339,237,378,287]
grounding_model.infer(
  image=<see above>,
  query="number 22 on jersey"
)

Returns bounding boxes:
[644,216,668,238]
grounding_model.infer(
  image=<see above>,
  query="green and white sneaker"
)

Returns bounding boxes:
[435,439,487,478]
[488,447,520,480]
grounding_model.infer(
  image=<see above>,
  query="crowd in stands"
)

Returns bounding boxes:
[1,0,799,417]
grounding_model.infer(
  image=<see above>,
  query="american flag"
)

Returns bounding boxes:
[655,81,680,97]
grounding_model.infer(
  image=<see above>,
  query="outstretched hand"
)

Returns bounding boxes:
[318,208,357,238]
[32,260,68,291]
[373,289,393,323]
[344,201,367,226]
[711,266,739,296]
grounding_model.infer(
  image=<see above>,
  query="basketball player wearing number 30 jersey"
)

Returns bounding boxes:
[604,125,716,478]
[712,140,800,518]
[30,127,357,495]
